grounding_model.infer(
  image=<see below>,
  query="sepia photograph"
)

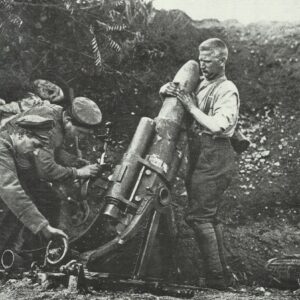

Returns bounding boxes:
[0,0,299,299]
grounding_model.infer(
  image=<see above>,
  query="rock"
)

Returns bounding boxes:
[260,150,270,158]
[260,136,267,143]
[7,279,17,284]
[254,286,266,295]
[293,289,300,296]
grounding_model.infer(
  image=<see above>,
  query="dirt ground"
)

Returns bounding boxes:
[0,277,299,300]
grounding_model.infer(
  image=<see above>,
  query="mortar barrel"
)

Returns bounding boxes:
[103,117,155,219]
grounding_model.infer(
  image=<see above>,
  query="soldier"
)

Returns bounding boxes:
[0,96,102,248]
[0,115,68,257]
[160,38,239,289]
[32,79,64,103]
[3,96,102,182]
[0,79,64,128]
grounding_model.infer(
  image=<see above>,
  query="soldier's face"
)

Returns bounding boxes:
[199,50,224,80]
[65,122,93,140]
[72,125,93,140]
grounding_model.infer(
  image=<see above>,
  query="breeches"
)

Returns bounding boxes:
[185,134,236,224]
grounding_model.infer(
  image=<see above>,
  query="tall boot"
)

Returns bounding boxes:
[191,222,226,290]
[214,223,230,280]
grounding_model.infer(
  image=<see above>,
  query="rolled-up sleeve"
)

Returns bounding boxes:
[212,90,239,132]
[0,151,49,234]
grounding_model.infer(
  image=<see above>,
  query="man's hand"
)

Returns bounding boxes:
[159,82,180,98]
[176,90,197,113]
[77,157,90,167]
[76,163,100,178]
[41,224,68,240]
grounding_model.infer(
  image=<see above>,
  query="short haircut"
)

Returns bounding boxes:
[199,38,228,60]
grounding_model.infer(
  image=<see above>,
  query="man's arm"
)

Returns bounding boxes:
[159,82,224,131]
[176,85,239,135]
[34,147,100,181]
[189,105,224,133]
[176,91,224,133]
[34,147,77,181]
[0,160,68,240]
[211,89,239,133]
[0,154,49,234]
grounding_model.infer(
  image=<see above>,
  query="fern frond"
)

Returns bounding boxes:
[8,14,23,27]
[108,9,121,21]
[113,0,125,8]
[106,36,121,52]
[106,24,126,32]
[89,25,103,71]
[97,20,126,32]
[0,0,13,10]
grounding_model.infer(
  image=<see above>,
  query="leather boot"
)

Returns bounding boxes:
[214,223,229,277]
[191,222,227,290]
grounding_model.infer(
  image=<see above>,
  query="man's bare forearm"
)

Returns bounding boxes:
[189,106,223,134]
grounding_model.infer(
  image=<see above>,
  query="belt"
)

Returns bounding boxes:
[190,122,230,140]
[200,132,229,140]
[191,130,229,141]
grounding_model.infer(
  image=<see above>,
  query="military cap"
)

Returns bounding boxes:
[33,79,64,103]
[15,115,55,144]
[70,97,102,128]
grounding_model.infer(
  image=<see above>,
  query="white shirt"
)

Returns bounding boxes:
[195,75,240,137]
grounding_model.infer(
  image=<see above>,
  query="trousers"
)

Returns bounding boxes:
[184,133,236,286]
[185,133,236,224]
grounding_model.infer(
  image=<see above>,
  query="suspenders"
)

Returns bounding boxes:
[200,79,226,115]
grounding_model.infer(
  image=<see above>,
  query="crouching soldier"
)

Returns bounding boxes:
[0,97,103,248]
[3,96,102,183]
[0,115,68,259]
